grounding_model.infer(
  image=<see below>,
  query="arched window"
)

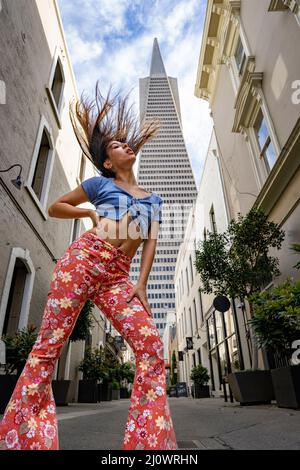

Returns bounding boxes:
[0,248,35,337]
[25,116,55,218]
[46,52,65,127]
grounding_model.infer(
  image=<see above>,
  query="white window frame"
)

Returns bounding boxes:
[25,115,55,219]
[246,93,281,185]
[229,21,252,94]
[46,47,66,128]
[253,110,277,173]
[0,247,35,336]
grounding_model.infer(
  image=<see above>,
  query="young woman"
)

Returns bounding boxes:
[0,83,178,451]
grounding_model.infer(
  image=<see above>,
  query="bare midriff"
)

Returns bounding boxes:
[83,185,152,259]
[84,212,144,259]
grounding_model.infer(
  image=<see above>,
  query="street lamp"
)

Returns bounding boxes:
[0,164,23,189]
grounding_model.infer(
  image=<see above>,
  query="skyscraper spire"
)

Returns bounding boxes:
[150,37,167,77]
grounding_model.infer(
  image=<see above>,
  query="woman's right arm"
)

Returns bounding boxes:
[48,185,99,227]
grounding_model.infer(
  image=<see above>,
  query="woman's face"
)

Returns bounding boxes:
[105,140,136,171]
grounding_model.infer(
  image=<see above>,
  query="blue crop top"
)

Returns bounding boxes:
[81,175,163,239]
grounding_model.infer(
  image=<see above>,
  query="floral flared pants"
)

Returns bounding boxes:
[0,231,178,451]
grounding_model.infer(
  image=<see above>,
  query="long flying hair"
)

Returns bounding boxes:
[69,81,162,178]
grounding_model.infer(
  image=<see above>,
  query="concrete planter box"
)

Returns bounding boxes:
[227,370,275,405]
[52,380,71,406]
[112,389,120,400]
[78,379,98,403]
[98,382,112,401]
[271,365,300,409]
[193,384,210,398]
[120,387,129,398]
[0,375,18,414]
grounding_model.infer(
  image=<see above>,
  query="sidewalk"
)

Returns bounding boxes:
[55,396,300,450]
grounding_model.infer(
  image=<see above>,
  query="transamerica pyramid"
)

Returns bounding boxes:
[130,38,198,336]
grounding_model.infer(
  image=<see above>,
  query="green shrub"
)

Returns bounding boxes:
[249,278,300,359]
[2,325,38,375]
[112,380,120,390]
[78,347,107,381]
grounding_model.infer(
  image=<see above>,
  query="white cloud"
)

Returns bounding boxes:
[65,26,103,65]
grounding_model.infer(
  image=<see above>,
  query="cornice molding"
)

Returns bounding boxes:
[195,0,241,103]
[268,0,288,9]
[232,57,263,133]
[269,0,299,12]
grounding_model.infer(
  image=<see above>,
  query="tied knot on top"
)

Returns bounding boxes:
[128,200,150,239]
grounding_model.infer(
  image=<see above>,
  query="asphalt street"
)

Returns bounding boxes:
[55,397,300,450]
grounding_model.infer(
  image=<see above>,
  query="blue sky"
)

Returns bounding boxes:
[58,0,213,186]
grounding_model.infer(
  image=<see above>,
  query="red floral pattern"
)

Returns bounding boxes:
[0,232,177,450]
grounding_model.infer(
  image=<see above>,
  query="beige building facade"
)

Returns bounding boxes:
[195,0,300,280]
[0,0,131,402]
[194,0,300,371]
[174,129,250,396]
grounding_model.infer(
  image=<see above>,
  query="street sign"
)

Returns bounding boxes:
[176,382,188,397]
[213,295,231,313]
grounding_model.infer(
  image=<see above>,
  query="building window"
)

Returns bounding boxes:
[31,130,51,200]
[189,254,194,284]
[234,35,246,76]
[25,116,55,218]
[0,248,35,337]
[46,52,65,127]
[192,353,196,368]
[79,154,86,184]
[51,58,64,110]
[185,267,190,294]
[198,288,204,325]
[254,108,277,172]
[189,307,193,336]
[71,219,81,242]
[197,348,202,365]
[193,297,199,332]
[2,259,27,336]
[209,205,217,234]
[184,307,187,335]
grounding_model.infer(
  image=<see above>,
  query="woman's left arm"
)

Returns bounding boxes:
[126,221,159,316]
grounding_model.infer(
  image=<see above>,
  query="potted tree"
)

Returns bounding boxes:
[52,299,94,405]
[119,362,135,398]
[0,325,38,413]
[98,348,122,402]
[190,364,210,398]
[78,347,105,403]
[249,279,300,409]
[194,208,284,405]
[111,380,120,400]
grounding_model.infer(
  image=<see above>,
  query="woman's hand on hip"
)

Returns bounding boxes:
[89,209,100,228]
[126,282,152,317]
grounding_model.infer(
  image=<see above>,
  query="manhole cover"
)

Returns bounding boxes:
[177,440,199,449]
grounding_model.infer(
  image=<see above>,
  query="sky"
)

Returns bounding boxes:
[58,0,213,187]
